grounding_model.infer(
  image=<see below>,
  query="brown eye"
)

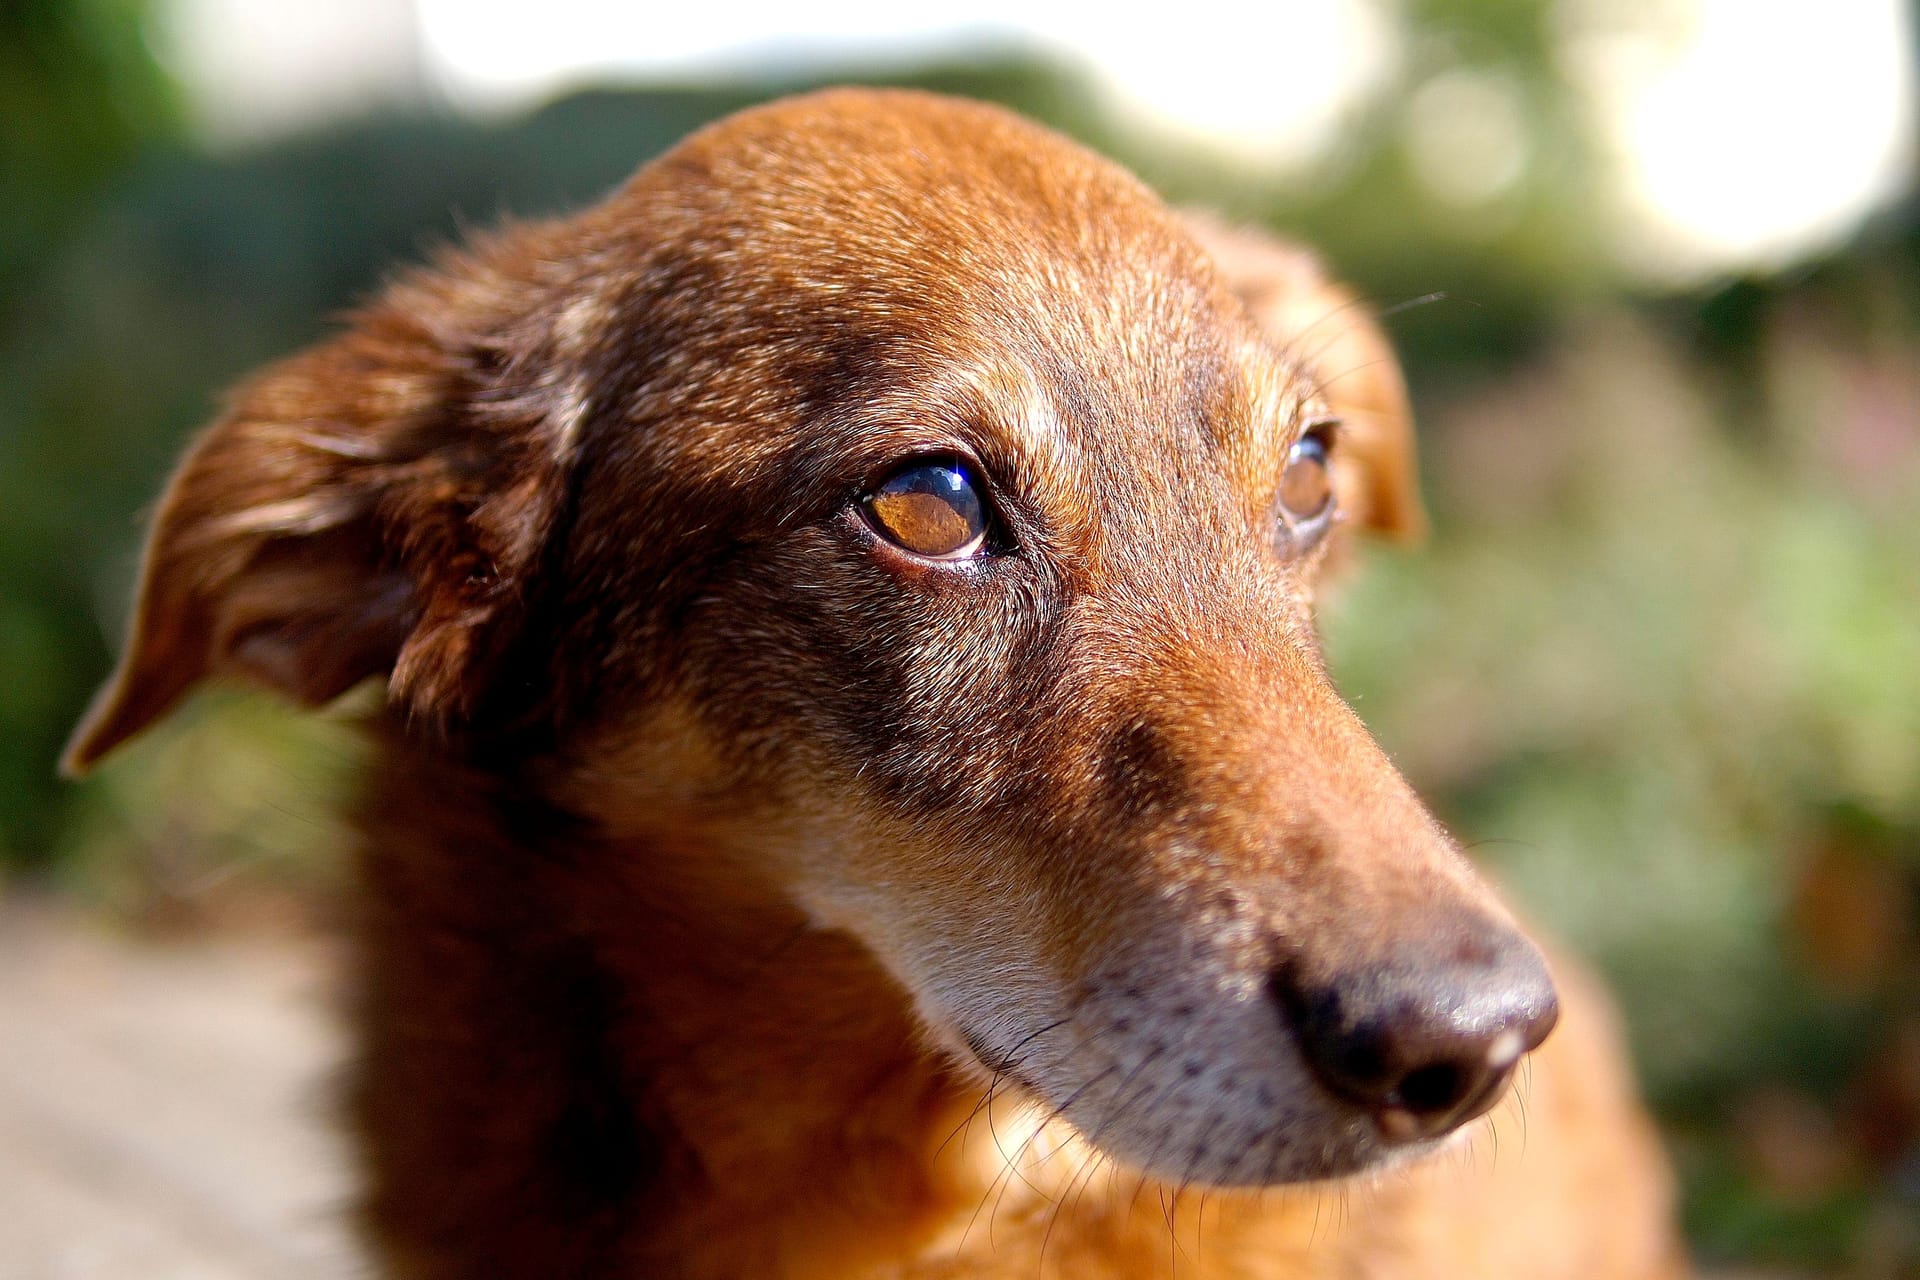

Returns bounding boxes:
[1279,427,1335,526]
[862,460,989,559]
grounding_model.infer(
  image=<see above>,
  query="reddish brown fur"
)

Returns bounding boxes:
[67,90,1686,1277]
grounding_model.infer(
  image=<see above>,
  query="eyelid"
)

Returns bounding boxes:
[1299,416,1342,450]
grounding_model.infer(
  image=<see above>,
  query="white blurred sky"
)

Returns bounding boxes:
[154,0,1915,283]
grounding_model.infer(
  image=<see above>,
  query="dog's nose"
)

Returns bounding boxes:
[1272,929,1559,1143]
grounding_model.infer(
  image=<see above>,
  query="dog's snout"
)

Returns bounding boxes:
[1273,928,1559,1143]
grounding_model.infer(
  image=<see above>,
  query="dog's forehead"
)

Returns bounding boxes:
[625,91,1229,349]
[636,89,1181,267]
[597,90,1303,509]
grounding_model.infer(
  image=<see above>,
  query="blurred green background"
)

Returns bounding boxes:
[4,1,1917,1274]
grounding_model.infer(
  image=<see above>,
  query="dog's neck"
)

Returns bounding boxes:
[576,837,998,1262]
[352,735,1193,1277]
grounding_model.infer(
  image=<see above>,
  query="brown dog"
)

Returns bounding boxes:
[65,89,1684,1278]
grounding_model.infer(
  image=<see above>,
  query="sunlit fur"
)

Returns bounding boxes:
[67,90,1685,1278]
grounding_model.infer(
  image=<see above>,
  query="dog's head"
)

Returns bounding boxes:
[66,90,1554,1186]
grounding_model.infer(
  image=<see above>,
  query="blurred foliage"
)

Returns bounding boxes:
[0,0,181,293]
[4,3,1919,1274]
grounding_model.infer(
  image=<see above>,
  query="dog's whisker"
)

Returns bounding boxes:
[1276,296,1374,368]
[1302,355,1397,404]
[1373,290,1453,321]
[960,1049,1109,1255]
[1034,1050,1171,1260]
[937,1012,1062,1160]
[937,1078,1004,1165]
[1022,1065,1114,1172]
[1037,1141,1101,1269]
[1514,1059,1535,1158]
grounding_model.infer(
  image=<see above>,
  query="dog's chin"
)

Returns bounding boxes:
[1041,1078,1444,1189]
[947,1021,1459,1190]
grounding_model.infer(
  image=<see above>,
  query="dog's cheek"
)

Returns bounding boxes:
[676,531,1072,814]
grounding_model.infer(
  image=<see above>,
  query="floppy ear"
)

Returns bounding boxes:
[62,253,579,776]
[1182,214,1426,541]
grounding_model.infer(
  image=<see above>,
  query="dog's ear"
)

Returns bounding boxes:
[62,255,578,776]
[1182,214,1426,541]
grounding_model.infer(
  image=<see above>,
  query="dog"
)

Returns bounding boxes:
[64,89,1685,1278]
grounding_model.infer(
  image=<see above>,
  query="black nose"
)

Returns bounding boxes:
[1272,929,1559,1143]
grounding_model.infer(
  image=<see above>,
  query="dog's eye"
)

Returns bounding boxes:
[1278,426,1335,527]
[862,460,989,559]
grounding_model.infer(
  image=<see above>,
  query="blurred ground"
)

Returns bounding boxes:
[0,900,355,1280]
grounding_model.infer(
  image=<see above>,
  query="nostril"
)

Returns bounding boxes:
[1395,1062,1469,1116]
[1272,946,1557,1144]
[1293,1004,1522,1140]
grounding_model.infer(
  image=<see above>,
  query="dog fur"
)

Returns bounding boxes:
[66,89,1685,1278]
